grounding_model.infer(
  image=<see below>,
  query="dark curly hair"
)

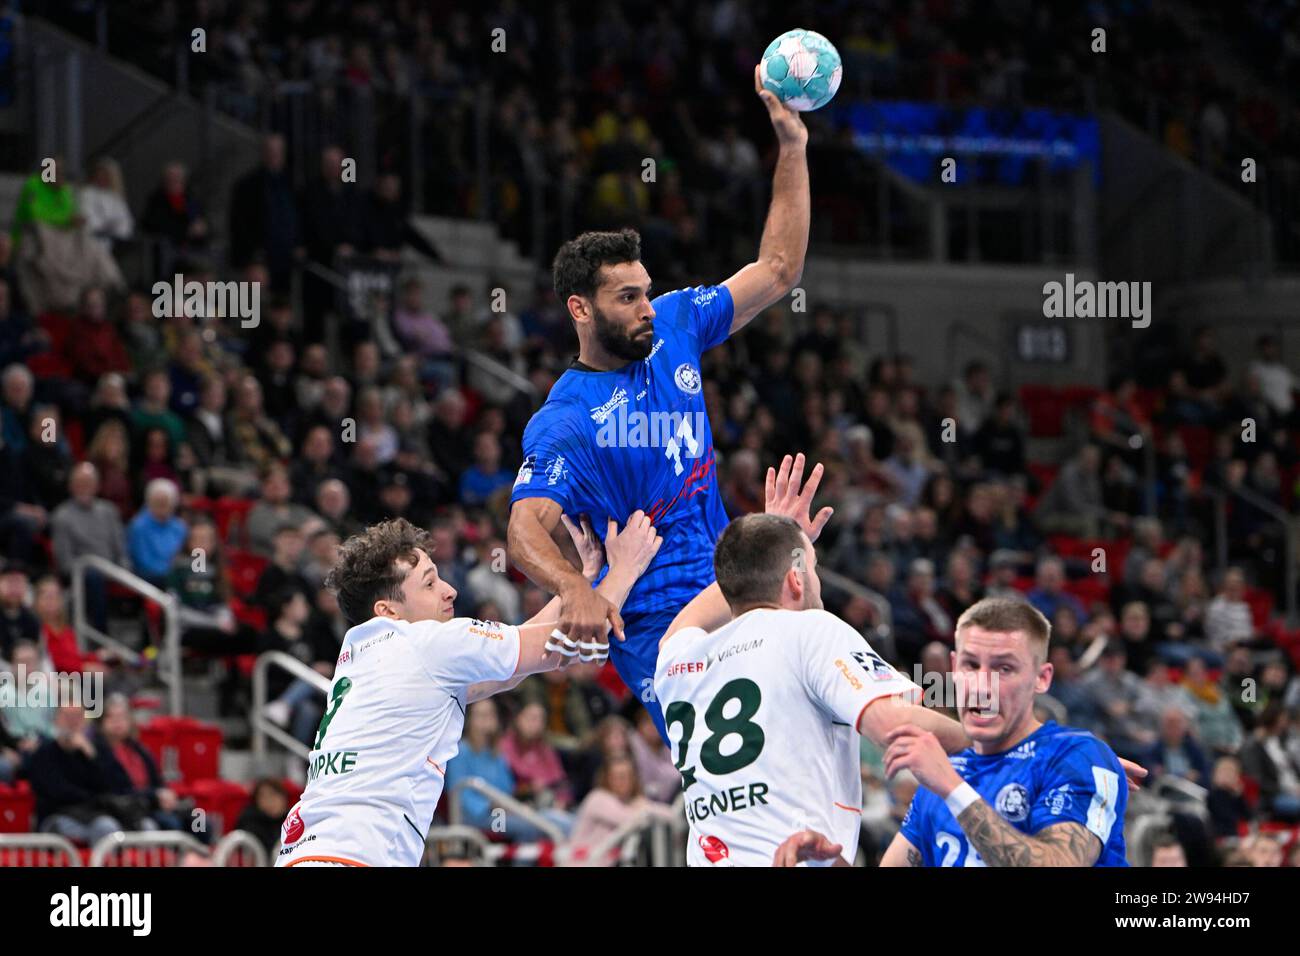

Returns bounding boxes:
[326,517,432,625]
[551,228,642,308]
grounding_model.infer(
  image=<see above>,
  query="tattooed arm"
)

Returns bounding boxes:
[879,833,925,867]
[956,804,1101,867]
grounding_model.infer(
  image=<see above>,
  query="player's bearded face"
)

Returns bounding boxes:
[591,301,654,361]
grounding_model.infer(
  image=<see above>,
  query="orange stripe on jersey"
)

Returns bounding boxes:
[286,854,369,867]
[833,802,861,814]
[426,757,445,775]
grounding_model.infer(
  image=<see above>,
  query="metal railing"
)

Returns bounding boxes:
[1212,482,1299,626]
[212,830,270,867]
[448,777,567,844]
[71,554,182,716]
[88,830,208,867]
[251,651,332,763]
[423,825,495,867]
[0,833,82,866]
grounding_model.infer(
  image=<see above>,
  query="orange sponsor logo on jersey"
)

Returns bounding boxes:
[834,658,862,690]
[468,619,504,640]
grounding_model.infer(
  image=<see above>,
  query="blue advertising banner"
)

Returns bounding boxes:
[836,102,1101,185]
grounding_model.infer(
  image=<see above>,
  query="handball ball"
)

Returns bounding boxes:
[759,29,842,112]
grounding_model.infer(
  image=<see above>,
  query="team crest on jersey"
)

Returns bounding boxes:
[282,806,305,844]
[514,454,536,488]
[589,387,629,423]
[674,363,702,395]
[995,783,1031,823]
[699,834,732,865]
[851,648,896,681]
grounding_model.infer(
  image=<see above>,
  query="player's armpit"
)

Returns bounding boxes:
[879,832,923,868]
[957,803,1100,867]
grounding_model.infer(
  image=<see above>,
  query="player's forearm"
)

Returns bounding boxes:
[901,705,970,755]
[508,510,589,597]
[858,697,968,753]
[663,582,730,643]
[956,803,1093,867]
[757,143,810,290]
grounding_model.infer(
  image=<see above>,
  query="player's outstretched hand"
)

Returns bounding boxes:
[772,829,846,867]
[765,452,834,542]
[604,510,663,581]
[883,725,964,798]
[754,63,807,150]
[560,513,604,583]
[1117,757,1148,792]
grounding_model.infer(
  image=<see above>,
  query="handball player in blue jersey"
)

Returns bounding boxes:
[774,598,1139,867]
[506,68,813,739]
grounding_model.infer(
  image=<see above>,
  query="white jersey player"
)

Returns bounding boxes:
[277,512,661,867]
[654,454,970,866]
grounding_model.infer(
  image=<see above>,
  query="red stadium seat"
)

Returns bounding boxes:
[138,716,224,783]
[1244,588,1274,630]
[212,498,255,546]
[227,549,268,599]
[1018,385,1068,437]
[1177,425,1213,471]
[0,782,34,833]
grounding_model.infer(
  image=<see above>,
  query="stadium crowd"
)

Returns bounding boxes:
[0,0,1298,865]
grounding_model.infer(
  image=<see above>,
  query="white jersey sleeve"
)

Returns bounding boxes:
[409,617,521,686]
[798,610,920,729]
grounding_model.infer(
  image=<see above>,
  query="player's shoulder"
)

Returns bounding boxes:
[1035,722,1124,771]
[651,284,727,321]
[655,625,711,676]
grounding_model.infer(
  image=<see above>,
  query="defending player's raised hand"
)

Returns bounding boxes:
[559,513,604,583]
[603,510,663,581]
[771,829,846,867]
[754,63,807,150]
[883,725,964,797]
[764,452,834,542]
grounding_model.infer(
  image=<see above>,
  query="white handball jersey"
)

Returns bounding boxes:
[275,615,520,867]
[654,608,920,867]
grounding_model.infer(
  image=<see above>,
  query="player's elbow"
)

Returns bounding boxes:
[766,253,801,293]
[857,695,912,745]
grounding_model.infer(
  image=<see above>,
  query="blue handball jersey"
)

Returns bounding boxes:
[899,721,1129,867]
[509,285,734,627]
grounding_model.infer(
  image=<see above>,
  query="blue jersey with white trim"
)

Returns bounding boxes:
[509,285,733,624]
[898,721,1128,867]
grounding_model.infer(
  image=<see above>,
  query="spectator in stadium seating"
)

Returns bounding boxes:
[294,343,331,416]
[1205,567,1255,652]
[1041,645,1100,733]
[0,277,51,371]
[1151,706,1211,786]
[1206,755,1252,838]
[27,703,123,847]
[1148,832,1189,867]
[187,374,248,496]
[229,133,300,288]
[427,520,470,603]
[567,755,677,865]
[134,425,182,492]
[392,275,455,383]
[888,558,954,669]
[32,575,87,674]
[1115,601,1156,675]
[1136,659,1198,725]
[1242,833,1284,868]
[300,528,341,592]
[246,464,320,558]
[166,520,230,621]
[15,404,70,516]
[168,328,214,418]
[50,462,125,632]
[1080,641,1158,765]
[85,420,133,519]
[131,369,187,451]
[65,286,130,387]
[1249,334,1297,424]
[1238,704,1300,820]
[501,701,574,820]
[1182,325,1231,411]
[0,562,38,661]
[259,339,299,437]
[568,714,634,802]
[81,371,132,448]
[628,706,680,804]
[1090,373,1152,458]
[1026,556,1088,625]
[226,373,293,473]
[10,156,78,243]
[427,388,474,482]
[314,479,362,542]
[117,290,162,376]
[127,478,187,586]
[444,698,516,832]
[883,422,937,509]
[78,157,134,253]
[251,524,313,610]
[954,360,995,434]
[235,778,290,854]
[299,145,366,266]
[937,551,983,620]
[140,161,209,256]
[1,362,35,456]
[94,694,182,833]
[458,432,514,507]
[972,393,1026,477]
[1034,443,1120,538]
[258,588,330,744]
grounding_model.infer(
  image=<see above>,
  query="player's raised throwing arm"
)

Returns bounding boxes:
[722,66,811,336]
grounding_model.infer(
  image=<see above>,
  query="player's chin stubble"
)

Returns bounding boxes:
[593,305,653,362]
